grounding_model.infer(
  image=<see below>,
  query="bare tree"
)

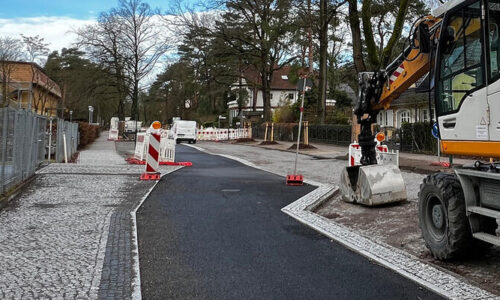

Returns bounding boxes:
[0,37,24,107]
[77,0,171,121]
[77,12,128,120]
[21,35,49,113]
[112,0,170,120]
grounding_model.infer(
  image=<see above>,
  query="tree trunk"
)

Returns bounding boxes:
[261,68,272,122]
[318,0,328,124]
[307,0,314,74]
[252,88,257,111]
[130,79,139,121]
[348,0,367,73]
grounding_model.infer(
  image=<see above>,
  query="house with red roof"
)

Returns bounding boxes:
[228,65,299,122]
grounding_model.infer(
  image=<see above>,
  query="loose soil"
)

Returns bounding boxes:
[259,141,280,145]
[288,143,317,150]
[314,196,500,295]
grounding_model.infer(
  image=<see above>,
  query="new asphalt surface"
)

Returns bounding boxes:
[136,145,443,300]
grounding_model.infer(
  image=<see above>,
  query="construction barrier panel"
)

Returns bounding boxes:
[160,130,175,162]
[108,129,119,141]
[140,122,162,180]
[197,128,250,141]
[348,142,399,167]
[134,132,149,161]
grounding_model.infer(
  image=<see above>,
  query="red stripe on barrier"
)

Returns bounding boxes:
[350,156,354,166]
[151,133,160,142]
[146,163,155,172]
[149,146,159,160]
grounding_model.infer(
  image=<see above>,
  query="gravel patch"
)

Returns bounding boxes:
[0,135,180,299]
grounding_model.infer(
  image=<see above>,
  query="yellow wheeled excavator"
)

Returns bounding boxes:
[340,0,500,260]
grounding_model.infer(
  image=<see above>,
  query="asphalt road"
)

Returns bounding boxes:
[137,145,443,300]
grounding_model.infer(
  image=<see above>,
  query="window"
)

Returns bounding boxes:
[422,109,429,122]
[489,0,500,81]
[400,110,411,124]
[288,93,294,100]
[377,112,385,126]
[437,1,484,115]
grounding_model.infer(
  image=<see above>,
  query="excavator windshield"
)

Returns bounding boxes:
[437,1,483,115]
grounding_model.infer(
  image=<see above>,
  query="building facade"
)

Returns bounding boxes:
[1,61,62,116]
[227,66,299,122]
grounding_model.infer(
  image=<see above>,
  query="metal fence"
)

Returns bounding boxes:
[308,125,352,146]
[0,107,47,194]
[399,122,437,154]
[252,123,352,145]
[55,119,78,163]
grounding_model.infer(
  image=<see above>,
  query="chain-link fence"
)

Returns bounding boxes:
[55,119,78,163]
[0,107,47,194]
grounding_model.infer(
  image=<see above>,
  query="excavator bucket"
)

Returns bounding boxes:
[339,165,407,206]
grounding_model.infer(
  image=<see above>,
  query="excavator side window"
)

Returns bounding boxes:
[437,2,484,115]
[488,0,500,81]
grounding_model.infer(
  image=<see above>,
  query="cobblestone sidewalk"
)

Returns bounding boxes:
[0,135,179,299]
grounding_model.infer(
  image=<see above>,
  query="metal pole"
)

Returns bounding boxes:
[293,76,308,175]
[0,108,8,194]
[437,137,440,163]
[48,117,53,162]
[63,132,68,163]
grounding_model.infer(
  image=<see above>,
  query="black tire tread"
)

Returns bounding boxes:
[418,173,473,260]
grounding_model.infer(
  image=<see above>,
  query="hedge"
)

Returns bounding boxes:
[78,122,100,148]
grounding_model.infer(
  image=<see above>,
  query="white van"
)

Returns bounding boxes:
[172,120,197,144]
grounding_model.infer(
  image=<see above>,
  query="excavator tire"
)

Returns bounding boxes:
[418,173,478,260]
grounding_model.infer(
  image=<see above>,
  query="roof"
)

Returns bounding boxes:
[236,65,299,91]
[0,61,62,98]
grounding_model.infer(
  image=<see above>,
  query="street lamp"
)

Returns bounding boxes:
[88,106,94,123]
[69,110,73,122]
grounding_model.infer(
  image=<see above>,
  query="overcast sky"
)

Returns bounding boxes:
[0,0,190,53]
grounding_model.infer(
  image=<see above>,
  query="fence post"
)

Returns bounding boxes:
[264,123,268,142]
[63,132,68,163]
[0,108,8,194]
[270,123,274,142]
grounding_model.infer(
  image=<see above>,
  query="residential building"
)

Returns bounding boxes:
[352,88,435,141]
[227,66,299,122]
[1,61,62,116]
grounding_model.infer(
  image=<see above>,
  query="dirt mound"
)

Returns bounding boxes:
[288,143,317,150]
[259,141,279,145]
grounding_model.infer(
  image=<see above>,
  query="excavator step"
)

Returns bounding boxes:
[473,232,500,246]
[467,206,500,219]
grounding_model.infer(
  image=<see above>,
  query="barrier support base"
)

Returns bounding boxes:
[126,157,146,165]
[140,172,161,181]
[286,174,304,186]
[159,161,193,167]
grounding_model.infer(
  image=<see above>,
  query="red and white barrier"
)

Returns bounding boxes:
[348,142,398,167]
[160,130,176,163]
[197,128,250,141]
[140,122,162,180]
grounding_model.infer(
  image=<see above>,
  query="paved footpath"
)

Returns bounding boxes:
[137,145,443,299]
[0,135,178,299]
